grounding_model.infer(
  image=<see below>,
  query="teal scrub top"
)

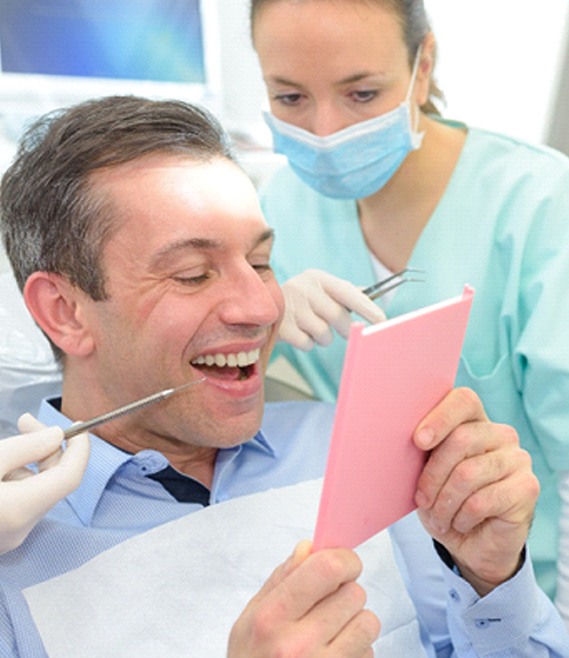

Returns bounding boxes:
[260,123,569,598]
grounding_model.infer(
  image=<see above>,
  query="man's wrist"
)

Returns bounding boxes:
[433,541,526,596]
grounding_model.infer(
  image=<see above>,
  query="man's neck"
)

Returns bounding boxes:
[59,378,219,488]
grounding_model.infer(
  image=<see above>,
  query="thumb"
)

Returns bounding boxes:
[251,540,313,601]
[17,412,49,433]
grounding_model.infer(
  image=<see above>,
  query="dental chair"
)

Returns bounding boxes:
[0,271,61,438]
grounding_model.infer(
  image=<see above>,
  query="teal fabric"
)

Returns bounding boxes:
[260,123,569,599]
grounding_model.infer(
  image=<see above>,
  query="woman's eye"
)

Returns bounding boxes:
[351,90,378,103]
[274,92,303,106]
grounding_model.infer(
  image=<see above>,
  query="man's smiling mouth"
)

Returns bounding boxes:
[190,348,260,381]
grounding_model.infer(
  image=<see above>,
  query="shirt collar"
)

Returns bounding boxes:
[39,398,135,525]
[248,429,276,457]
[38,398,276,524]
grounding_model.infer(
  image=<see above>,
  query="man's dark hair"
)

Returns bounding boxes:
[1,95,234,298]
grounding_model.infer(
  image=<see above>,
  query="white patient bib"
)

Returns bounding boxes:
[24,479,425,657]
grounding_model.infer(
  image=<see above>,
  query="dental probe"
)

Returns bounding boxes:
[63,378,206,439]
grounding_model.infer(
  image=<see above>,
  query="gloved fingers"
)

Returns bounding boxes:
[320,277,386,326]
[17,412,48,433]
[278,300,333,348]
[3,466,36,482]
[280,277,335,348]
[13,433,90,517]
[277,320,316,352]
[278,270,386,350]
[348,293,386,325]
[284,272,353,343]
[0,425,64,478]
[285,298,337,347]
[308,293,353,341]
[293,302,337,345]
[36,432,90,493]
[18,413,64,472]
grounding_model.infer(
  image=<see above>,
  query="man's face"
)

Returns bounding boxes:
[77,155,284,452]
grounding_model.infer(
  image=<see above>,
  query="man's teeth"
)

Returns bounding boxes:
[191,349,260,368]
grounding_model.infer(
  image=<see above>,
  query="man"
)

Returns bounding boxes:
[0,95,567,656]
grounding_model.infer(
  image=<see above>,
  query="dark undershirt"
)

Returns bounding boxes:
[148,465,211,506]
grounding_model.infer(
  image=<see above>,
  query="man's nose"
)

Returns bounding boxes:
[219,266,281,327]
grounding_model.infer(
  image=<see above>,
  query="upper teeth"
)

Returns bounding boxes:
[191,349,260,368]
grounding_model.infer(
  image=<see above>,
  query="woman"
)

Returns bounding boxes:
[250,0,569,606]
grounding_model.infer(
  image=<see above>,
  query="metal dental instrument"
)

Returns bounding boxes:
[63,378,206,440]
[363,267,425,301]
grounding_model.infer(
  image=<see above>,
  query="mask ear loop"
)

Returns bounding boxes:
[406,45,424,137]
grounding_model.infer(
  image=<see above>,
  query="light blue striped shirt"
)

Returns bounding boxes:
[0,398,567,656]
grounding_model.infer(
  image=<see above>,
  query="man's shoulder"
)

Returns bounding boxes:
[262,400,335,453]
[263,399,335,428]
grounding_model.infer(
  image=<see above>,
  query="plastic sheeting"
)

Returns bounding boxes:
[0,271,61,438]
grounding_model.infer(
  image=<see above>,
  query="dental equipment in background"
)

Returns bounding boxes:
[363,267,425,301]
[63,378,206,439]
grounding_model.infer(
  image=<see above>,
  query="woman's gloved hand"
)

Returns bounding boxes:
[0,413,90,554]
[278,269,386,351]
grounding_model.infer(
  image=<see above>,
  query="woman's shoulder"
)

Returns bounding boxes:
[433,115,569,173]
[465,124,569,173]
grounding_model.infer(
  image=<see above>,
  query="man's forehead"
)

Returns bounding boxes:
[93,153,269,246]
[91,152,245,195]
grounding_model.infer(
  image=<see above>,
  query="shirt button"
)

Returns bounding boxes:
[474,619,491,629]
[449,589,460,603]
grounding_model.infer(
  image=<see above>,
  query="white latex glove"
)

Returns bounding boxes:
[278,269,386,351]
[556,470,569,628]
[0,413,90,554]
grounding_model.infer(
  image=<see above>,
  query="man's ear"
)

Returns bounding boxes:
[23,272,96,357]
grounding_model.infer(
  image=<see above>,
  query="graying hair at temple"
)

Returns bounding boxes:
[0,95,234,300]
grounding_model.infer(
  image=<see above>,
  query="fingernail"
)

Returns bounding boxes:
[287,539,312,570]
[416,427,435,449]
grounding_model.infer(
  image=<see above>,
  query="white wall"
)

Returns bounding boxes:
[215,0,267,136]
[426,1,569,143]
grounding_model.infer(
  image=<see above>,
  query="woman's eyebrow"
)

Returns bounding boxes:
[268,71,387,88]
[336,71,387,85]
[266,74,305,89]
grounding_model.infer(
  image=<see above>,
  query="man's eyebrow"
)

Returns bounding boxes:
[256,228,275,247]
[150,238,221,268]
[150,229,275,268]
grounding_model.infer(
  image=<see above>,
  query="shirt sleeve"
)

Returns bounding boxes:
[390,513,569,657]
[438,548,569,657]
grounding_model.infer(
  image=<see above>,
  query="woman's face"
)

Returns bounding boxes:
[253,0,431,136]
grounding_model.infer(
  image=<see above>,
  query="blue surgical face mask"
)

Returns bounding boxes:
[263,49,424,200]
